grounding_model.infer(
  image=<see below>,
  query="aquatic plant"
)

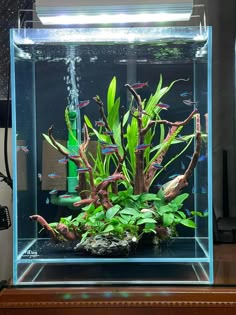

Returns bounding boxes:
[30,75,207,256]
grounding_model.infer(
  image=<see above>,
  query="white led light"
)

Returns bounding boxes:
[40,12,191,25]
[36,0,193,25]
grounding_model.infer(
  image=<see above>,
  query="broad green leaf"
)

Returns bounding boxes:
[140,193,160,202]
[163,213,174,227]
[158,205,172,214]
[177,211,186,219]
[172,193,189,208]
[137,218,157,225]
[102,224,115,233]
[180,219,196,228]
[120,208,140,217]
[144,223,156,230]
[106,205,121,220]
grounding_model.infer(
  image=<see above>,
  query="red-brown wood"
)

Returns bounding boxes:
[1,286,236,315]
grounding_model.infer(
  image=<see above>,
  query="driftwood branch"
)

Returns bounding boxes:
[144,110,198,191]
[162,132,202,201]
[141,109,198,136]
[29,215,57,240]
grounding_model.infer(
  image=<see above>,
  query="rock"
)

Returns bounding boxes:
[74,234,137,256]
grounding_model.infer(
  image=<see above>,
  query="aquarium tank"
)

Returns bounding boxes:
[10,26,213,285]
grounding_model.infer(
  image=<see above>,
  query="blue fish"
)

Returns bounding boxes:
[192,186,207,194]
[103,144,119,149]
[183,99,198,106]
[77,167,90,173]
[198,155,207,162]
[186,154,207,162]
[135,143,151,151]
[102,148,117,155]
[58,157,68,164]
[180,91,192,98]
[156,102,170,110]
[185,209,192,216]
[95,120,105,127]
[153,163,163,169]
[103,130,114,136]
[131,81,148,89]
[48,173,60,179]
[49,189,58,195]
[168,174,179,179]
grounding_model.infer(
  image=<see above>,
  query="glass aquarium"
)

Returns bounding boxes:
[10,26,213,285]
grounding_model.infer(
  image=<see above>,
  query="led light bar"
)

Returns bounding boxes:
[35,0,194,25]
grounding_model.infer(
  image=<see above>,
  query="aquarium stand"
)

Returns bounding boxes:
[0,286,236,315]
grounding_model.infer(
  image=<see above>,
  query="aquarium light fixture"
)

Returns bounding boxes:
[35,0,194,25]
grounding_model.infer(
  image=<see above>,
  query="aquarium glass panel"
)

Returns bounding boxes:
[10,26,213,285]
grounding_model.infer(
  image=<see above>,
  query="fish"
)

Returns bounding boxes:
[49,189,58,195]
[183,99,198,106]
[176,134,187,142]
[153,163,163,169]
[77,167,90,173]
[58,157,68,164]
[102,144,119,149]
[156,102,170,110]
[103,173,124,181]
[46,197,50,205]
[185,209,192,216]
[180,91,192,97]
[135,144,151,151]
[168,174,179,179]
[95,120,105,127]
[102,148,118,155]
[131,81,148,90]
[198,155,207,162]
[21,146,29,153]
[192,186,207,194]
[37,173,42,181]
[99,140,109,146]
[48,173,60,178]
[181,161,185,170]
[75,100,90,109]
[103,130,114,136]
[69,154,80,159]
[186,154,207,162]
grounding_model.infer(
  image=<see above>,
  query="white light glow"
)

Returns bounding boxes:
[39,12,191,25]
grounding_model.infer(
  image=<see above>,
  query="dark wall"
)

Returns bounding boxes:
[204,0,236,217]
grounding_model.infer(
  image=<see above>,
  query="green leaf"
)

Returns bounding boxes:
[140,193,160,202]
[158,205,172,214]
[137,218,157,225]
[180,219,196,228]
[163,213,174,227]
[120,208,140,217]
[176,211,186,219]
[42,133,70,154]
[106,205,121,220]
[172,193,189,208]
[84,115,93,129]
[102,224,115,233]
[107,76,116,117]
